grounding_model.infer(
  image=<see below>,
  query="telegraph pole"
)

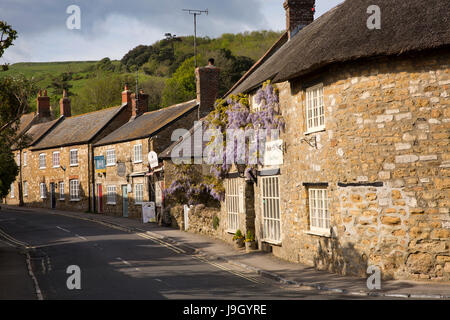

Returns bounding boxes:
[183,9,208,68]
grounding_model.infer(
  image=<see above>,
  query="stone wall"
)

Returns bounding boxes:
[250,49,449,281]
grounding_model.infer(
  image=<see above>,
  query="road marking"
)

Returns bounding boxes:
[193,255,263,284]
[74,234,87,241]
[56,226,71,233]
[116,257,140,271]
[26,252,44,300]
[136,232,185,254]
[0,227,31,248]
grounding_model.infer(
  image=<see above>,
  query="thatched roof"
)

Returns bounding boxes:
[230,0,450,94]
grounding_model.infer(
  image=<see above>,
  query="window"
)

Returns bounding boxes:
[52,152,60,168]
[23,182,28,197]
[261,176,281,243]
[106,149,116,166]
[40,183,47,199]
[16,153,20,166]
[10,184,14,198]
[305,84,325,133]
[23,152,27,166]
[59,182,65,200]
[225,178,241,232]
[134,144,142,163]
[107,186,116,205]
[69,180,79,201]
[70,149,78,166]
[135,184,144,203]
[39,153,46,169]
[308,188,330,235]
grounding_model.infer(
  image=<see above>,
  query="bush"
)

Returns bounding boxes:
[233,229,244,241]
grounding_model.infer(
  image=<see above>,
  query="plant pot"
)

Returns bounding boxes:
[234,238,245,249]
[245,241,257,252]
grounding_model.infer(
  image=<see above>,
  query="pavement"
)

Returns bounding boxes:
[2,204,449,300]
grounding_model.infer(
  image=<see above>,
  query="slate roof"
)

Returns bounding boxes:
[230,0,450,94]
[94,100,199,147]
[32,105,126,150]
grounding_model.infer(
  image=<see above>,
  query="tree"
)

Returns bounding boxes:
[0,21,18,71]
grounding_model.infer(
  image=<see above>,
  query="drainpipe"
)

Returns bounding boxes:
[18,149,24,207]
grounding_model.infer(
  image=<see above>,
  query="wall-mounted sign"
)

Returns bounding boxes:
[148,151,158,169]
[117,163,126,177]
[263,139,284,166]
[94,156,106,173]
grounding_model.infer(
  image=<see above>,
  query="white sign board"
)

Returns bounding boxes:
[148,151,159,169]
[183,205,190,231]
[264,139,284,166]
[142,202,156,223]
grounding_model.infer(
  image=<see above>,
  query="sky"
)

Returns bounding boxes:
[1,0,343,63]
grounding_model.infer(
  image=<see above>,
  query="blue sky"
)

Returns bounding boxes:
[1,0,343,63]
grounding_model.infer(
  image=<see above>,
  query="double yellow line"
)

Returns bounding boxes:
[136,232,186,254]
[0,227,31,249]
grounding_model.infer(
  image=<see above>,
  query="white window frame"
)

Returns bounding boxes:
[69,180,80,201]
[16,153,20,166]
[107,185,117,205]
[106,149,116,166]
[305,84,325,134]
[23,152,27,167]
[225,178,241,233]
[261,176,282,243]
[134,144,143,163]
[10,183,14,198]
[40,183,47,199]
[52,151,60,168]
[59,182,65,200]
[308,187,331,236]
[70,149,79,167]
[23,181,28,197]
[135,184,144,204]
[39,153,46,169]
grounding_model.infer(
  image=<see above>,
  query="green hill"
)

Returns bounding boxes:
[1,30,282,116]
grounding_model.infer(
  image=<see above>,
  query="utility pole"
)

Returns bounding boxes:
[182,9,208,68]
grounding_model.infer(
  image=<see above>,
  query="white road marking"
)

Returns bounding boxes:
[74,234,87,241]
[116,257,140,271]
[56,226,71,233]
[26,252,44,300]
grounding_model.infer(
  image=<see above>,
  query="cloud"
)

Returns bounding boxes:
[1,0,344,63]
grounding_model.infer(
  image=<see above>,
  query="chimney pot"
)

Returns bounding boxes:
[122,85,132,105]
[130,90,149,120]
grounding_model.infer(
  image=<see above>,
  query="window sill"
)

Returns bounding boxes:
[226,229,237,234]
[53,166,60,168]
[133,161,143,164]
[106,164,116,167]
[305,230,331,238]
[261,239,282,246]
[70,199,81,202]
[70,164,79,167]
[304,128,326,136]
[39,167,46,170]
[59,199,65,201]
[107,202,116,206]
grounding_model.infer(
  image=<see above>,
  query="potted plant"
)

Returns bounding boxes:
[232,229,245,249]
[245,230,257,252]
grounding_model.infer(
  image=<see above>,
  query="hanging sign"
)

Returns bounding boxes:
[263,139,284,166]
[94,156,106,173]
[148,151,158,169]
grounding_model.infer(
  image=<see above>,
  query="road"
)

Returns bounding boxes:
[0,208,370,300]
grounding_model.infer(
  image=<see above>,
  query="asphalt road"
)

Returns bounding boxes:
[0,208,370,300]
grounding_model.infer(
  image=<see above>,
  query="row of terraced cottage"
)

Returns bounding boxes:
[5,0,449,281]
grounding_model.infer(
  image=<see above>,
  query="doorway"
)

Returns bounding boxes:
[97,184,103,214]
[122,185,128,218]
[50,183,56,209]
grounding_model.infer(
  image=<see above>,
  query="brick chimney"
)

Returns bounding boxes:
[59,89,71,117]
[122,85,132,105]
[195,59,219,119]
[37,89,51,118]
[130,90,149,120]
[284,0,315,39]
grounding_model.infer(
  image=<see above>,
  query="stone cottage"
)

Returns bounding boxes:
[92,64,219,219]
[162,0,450,281]
[5,90,63,206]
[6,88,134,211]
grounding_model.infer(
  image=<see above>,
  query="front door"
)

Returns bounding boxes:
[97,184,103,214]
[50,183,56,209]
[122,185,128,218]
